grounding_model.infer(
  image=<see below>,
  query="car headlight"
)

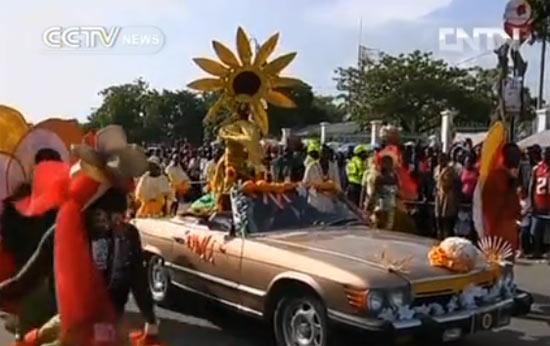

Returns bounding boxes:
[366,291,385,312]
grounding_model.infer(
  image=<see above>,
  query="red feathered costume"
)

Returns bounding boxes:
[16,161,117,345]
[11,125,161,346]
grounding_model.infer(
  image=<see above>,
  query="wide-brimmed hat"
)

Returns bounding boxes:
[71,125,149,183]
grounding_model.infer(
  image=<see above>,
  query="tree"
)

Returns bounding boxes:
[142,89,206,144]
[88,79,343,144]
[528,0,550,42]
[88,79,208,145]
[267,83,344,136]
[88,78,149,142]
[335,51,501,134]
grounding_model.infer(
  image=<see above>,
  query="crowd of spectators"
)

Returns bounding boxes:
[144,138,549,259]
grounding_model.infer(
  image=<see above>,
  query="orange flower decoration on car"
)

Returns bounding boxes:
[428,237,478,273]
[428,246,473,273]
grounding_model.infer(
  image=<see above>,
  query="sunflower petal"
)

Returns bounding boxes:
[254,33,279,67]
[188,78,224,92]
[266,90,297,108]
[264,52,297,75]
[212,41,240,68]
[272,76,303,88]
[236,27,252,66]
[193,58,229,77]
[252,103,269,135]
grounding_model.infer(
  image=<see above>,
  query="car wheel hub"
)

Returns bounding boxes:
[284,302,323,346]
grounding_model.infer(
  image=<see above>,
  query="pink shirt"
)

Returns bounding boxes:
[461,168,478,199]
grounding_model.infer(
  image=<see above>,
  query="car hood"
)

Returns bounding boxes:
[256,227,485,284]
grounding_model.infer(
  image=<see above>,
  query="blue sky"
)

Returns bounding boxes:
[0,0,547,122]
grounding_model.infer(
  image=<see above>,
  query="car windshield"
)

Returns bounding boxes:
[237,187,364,234]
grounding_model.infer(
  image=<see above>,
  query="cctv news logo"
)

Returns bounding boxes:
[439,27,524,53]
[43,26,165,54]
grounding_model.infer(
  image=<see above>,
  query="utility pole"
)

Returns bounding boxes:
[538,23,548,108]
[357,18,363,70]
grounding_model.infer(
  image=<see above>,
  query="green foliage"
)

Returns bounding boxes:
[87,79,211,144]
[87,78,343,144]
[335,51,500,134]
[528,0,550,42]
[268,83,344,136]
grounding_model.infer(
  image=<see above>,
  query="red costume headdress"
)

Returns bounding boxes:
[0,106,83,313]
[16,125,148,345]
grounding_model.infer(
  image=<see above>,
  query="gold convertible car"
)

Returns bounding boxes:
[132,187,532,346]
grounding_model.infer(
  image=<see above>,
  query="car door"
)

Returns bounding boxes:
[169,214,244,306]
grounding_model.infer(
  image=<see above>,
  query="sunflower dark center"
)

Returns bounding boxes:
[233,71,261,96]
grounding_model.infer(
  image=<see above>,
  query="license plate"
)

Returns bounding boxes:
[474,311,497,331]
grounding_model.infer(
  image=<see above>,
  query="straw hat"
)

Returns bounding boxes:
[71,125,149,183]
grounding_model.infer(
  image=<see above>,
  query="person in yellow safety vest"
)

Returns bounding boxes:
[346,144,369,206]
[165,154,191,214]
[135,156,174,218]
[304,140,321,167]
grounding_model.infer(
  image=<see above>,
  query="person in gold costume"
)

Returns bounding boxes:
[210,105,266,210]
[187,27,304,210]
[135,157,174,217]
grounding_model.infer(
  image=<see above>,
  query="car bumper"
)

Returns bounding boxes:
[328,292,531,343]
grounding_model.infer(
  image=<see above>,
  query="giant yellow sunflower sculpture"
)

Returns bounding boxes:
[188,28,304,210]
[188,27,302,135]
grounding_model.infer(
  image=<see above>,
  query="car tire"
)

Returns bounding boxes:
[147,255,172,306]
[273,292,329,346]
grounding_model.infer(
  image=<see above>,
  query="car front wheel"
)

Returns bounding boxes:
[274,293,329,346]
[147,255,172,305]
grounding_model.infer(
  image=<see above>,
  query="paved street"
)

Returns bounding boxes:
[1,260,548,346]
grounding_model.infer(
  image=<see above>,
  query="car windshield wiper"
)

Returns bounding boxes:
[326,217,363,226]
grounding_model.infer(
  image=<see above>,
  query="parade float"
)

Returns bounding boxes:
[186,27,311,211]
[131,29,532,346]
